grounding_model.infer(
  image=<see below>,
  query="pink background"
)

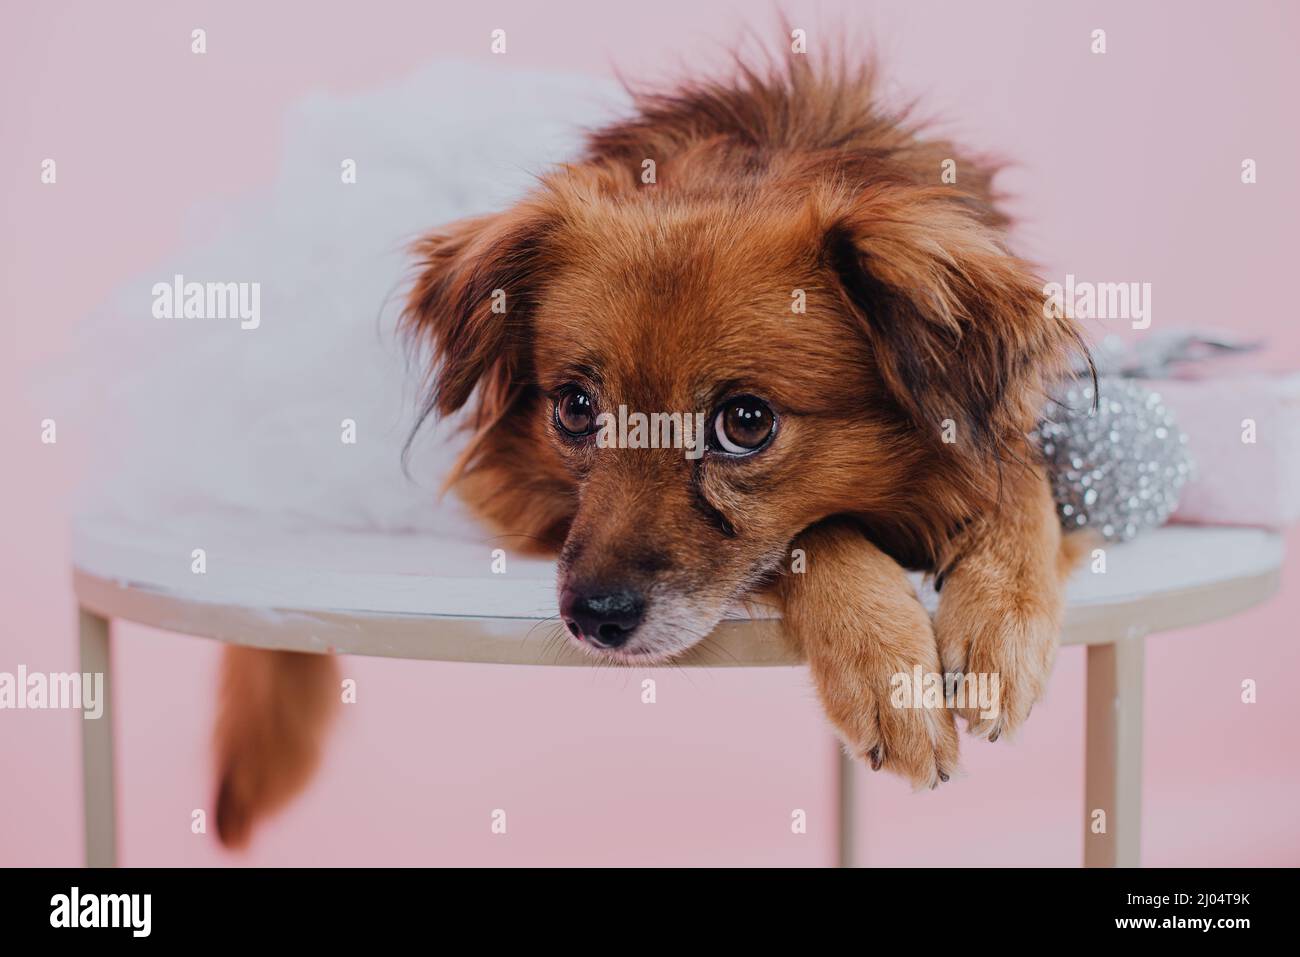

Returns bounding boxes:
[3,0,1298,865]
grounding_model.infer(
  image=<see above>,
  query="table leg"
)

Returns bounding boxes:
[1084,638,1145,867]
[835,742,858,867]
[79,608,117,868]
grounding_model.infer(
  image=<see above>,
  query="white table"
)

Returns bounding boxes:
[72,515,1283,868]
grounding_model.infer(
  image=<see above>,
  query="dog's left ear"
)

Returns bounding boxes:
[401,203,554,431]
[825,185,1081,465]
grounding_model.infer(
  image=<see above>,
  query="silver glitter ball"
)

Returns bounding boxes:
[1035,378,1194,542]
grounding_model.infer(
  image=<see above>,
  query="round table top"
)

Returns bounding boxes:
[71,513,1284,666]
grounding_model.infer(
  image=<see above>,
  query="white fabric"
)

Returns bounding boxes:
[58,62,626,536]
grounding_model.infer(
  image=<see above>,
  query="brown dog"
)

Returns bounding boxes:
[214,54,1086,846]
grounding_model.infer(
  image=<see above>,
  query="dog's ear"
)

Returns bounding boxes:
[825,185,1082,466]
[401,204,553,431]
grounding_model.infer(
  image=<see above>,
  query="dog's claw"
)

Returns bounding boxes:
[938,769,950,783]
[988,727,1001,743]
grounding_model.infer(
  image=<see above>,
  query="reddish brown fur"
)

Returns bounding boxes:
[213,647,338,848]
[216,52,1088,845]
[406,57,1081,566]
[397,55,1086,782]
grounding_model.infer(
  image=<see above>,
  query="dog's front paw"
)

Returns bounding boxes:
[813,653,961,790]
[935,603,1058,742]
[779,520,962,789]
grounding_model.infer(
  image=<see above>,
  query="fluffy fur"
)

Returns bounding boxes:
[217,53,1086,841]
[214,647,339,848]
[401,54,1086,776]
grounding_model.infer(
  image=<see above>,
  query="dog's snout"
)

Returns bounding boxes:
[561,588,645,648]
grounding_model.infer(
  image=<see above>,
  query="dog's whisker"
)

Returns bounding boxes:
[395,43,1078,804]
[523,613,563,644]
[485,532,555,549]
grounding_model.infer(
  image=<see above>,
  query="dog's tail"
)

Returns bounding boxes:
[213,646,339,848]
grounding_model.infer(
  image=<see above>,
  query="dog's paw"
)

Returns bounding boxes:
[816,657,960,789]
[936,607,1058,742]
[777,519,964,788]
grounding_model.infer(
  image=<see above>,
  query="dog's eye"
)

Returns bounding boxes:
[555,388,597,437]
[712,396,775,455]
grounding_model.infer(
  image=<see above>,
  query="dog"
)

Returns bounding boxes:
[213,52,1087,847]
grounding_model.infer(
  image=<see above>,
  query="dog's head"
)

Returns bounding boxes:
[404,84,1080,663]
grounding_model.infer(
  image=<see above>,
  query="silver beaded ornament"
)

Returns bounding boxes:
[1035,377,1193,542]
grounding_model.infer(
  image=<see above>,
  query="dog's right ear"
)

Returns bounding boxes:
[401,204,554,428]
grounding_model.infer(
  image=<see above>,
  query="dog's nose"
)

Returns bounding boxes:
[561,588,645,648]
